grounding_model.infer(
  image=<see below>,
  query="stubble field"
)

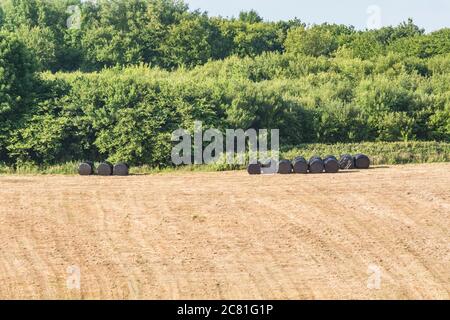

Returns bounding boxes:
[0,163,449,299]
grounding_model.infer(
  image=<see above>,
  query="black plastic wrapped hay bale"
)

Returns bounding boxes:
[277,160,292,174]
[261,159,275,168]
[339,154,355,170]
[292,156,308,174]
[324,156,339,173]
[260,159,277,174]
[308,156,324,174]
[97,161,113,176]
[113,162,130,176]
[78,161,94,176]
[354,154,371,169]
[247,163,261,175]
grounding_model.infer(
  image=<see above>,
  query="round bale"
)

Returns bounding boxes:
[261,159,275,168]
[324,156,339,173]
[309,156,324,174]
[339,154,355,169]
[97,161,113,176]
[354,154,371,169]
[78,161,94,176]
[247,163,261,175]
[292,156,308,174]
[260,159,278,174]
[277,160,292,174]
[113,162,130,176]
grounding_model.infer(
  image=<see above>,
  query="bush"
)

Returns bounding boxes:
[0,1,449,168]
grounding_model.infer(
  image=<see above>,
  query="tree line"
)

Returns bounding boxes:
[2,0,450,71]
[0,0,449,166]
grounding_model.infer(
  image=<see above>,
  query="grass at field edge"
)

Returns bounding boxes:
[1,141,449,175]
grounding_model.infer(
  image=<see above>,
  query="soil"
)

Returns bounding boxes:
[0,163,448,299]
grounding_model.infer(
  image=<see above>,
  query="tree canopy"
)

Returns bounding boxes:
[0,0,449,166]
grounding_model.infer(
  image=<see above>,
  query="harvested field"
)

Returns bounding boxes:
[0,163,449,300]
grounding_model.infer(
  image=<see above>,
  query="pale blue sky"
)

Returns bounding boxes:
[185,0,450,32]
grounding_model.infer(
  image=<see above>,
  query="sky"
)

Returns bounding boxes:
[185,0,450,32]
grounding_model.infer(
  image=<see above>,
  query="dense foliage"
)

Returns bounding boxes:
[0,0,449,166]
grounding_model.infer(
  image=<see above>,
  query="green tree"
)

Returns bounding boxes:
[385,27,450,59]
[238,10,262,24]
[1,0,82,70]
[0,6,4,26]
[231,21,284,57]
[0,32,36,161]
[374,19,424,45]
[14,25,57,71]
[285,26,339,57]
[161,13,224,67]
[343,32,384,59]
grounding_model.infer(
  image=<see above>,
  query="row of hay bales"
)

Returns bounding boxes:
[247,154,370,175]
[78,161,130,176]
